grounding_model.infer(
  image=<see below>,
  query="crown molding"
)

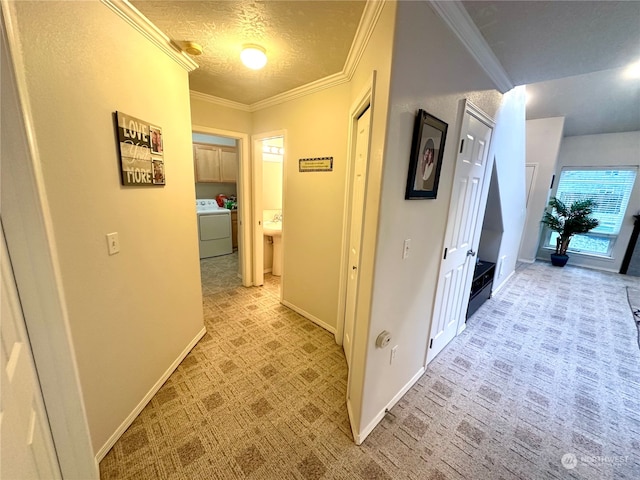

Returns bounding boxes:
[101,0,198,72]
[250,71,349,111]
[189,91,252,112]
[344,0,386,80]
[428,1,513,93]
[190,0,386,112]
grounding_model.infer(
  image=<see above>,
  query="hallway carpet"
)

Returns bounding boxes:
[100,260,640,479]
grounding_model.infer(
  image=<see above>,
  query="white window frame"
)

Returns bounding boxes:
[542,166,638,258]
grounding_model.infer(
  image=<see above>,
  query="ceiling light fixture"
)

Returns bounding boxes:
[241,44,267,70]
[183,41,203,56]
[624,60,640,79]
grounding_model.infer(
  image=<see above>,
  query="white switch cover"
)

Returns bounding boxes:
[106,232,120,255]
[390,345,398,364]
[403,239,411,259]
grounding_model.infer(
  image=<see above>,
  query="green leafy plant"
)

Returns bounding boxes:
[541,197,600,255]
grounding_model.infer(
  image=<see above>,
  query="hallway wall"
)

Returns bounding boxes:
[8,1,204,454]
[487,86,527,291]
[191,96,253,134]
[356,0,504,440]
[519,117,565,262]
[252,83,351,331]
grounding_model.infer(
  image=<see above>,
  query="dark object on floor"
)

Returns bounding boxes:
[550,253,569,267]
[467,260,495,318]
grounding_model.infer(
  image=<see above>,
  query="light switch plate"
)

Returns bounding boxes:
[403,239,411,259]
[106,232,120,255]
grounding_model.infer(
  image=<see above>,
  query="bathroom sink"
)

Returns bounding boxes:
[263,221,282,237]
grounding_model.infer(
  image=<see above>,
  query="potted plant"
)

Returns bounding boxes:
[541,197,600,267]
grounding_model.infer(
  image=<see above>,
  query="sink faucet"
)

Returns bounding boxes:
[273,213,283,222]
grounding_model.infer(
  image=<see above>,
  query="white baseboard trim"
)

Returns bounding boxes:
[456,322,467,336]
[94,326,206,462]
[491,270,515,296]
[346,399,359,445]
[355,366,425,445]
[281,300,336,334]
[536,256,620,274]
[517,257,536,264]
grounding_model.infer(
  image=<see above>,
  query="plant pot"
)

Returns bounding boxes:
[550,253,569,267]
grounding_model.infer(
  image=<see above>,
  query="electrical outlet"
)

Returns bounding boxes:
[390,345,398,364]
[403,239,411,259]
[106,232,120,255]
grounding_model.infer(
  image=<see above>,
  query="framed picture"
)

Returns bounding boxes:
[405,109,448,199]
[115,112,165,187]
[150,125,163,155]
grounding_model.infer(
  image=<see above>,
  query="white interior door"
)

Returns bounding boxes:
[343,107,371,367]
[252,137,264,286]
[1,227,62,480]
[427,104,494,364]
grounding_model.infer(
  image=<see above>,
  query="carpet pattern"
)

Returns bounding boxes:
[100,259,640,479]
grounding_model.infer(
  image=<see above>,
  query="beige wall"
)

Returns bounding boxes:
[10,1,204,453]
[191,97,252,134]
[519,117,565,261]
[252,84,351,329]
[343,1,397,436]
[354,1,504,439]
[263,158,283,210]
[482,86,527,291]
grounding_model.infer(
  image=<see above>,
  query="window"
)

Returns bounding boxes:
[545,167,638,256]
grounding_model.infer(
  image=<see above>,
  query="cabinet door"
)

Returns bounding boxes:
[220,148,238,183]
[194,145,221,182]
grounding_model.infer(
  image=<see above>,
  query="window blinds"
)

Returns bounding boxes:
[556,168,638,235]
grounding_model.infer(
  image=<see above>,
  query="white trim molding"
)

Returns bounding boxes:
[429,1,513,93]
[281,300,336,335]
[343,0,385,81]
[188,0,385,112]
[190,91,252,112]
[354,367,425,445]
[101,0,198,72]
[95,327,206,462]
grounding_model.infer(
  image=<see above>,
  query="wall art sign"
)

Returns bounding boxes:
[299,157,333,172]
[115,112,165,186]
[405,109,448,199]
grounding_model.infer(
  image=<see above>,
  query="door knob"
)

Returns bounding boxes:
[467,249,476,257]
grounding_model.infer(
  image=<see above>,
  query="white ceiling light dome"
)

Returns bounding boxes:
[241,44,267,70]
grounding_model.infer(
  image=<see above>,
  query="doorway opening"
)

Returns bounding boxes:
[192,126,252,293]
[251,131,286,298]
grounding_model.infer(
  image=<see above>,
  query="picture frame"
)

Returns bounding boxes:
[405,109,448,199]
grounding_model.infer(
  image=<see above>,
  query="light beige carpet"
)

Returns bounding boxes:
[100,258,640,479]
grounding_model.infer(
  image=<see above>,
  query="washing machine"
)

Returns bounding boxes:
[196,199,233,258]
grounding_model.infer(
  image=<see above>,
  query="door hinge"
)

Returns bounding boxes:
[429,338,433,349]
[459,139,464,153]
[443,248,448,260]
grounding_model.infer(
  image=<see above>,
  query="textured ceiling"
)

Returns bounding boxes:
[462,1,640,136]
[526,67,640,137]
[462,1,640,86]
[131,0,366,105]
